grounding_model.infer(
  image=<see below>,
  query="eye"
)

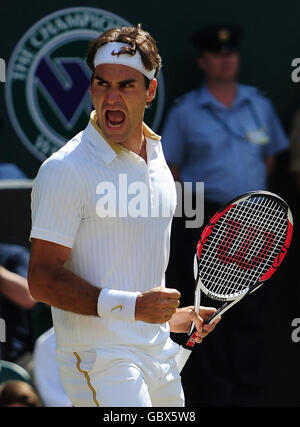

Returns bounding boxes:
[122,82,134,89]
[99,81,108,87]
[95,79,108,87]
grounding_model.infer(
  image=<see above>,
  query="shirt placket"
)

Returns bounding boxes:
[128,151,155,216]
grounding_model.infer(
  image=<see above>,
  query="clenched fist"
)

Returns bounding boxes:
[135,286,180,324]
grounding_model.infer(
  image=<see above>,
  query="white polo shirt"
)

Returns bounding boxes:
[30,112,178,359]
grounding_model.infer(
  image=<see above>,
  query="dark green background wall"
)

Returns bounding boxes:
[1,0,300,407]
[1,0,300,177]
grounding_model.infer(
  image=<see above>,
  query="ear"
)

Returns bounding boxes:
[146,78,157,103]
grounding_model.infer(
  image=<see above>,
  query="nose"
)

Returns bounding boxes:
[105,87,122,105]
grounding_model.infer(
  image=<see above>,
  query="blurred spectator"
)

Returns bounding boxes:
[33,327,72,407]
[0,264,35,309]
[0,380,41,407]
[0,243,36,363]
[162,24,289,406]
[0,163,27,180]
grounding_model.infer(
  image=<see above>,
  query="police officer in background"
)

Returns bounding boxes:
[162,24,289,406]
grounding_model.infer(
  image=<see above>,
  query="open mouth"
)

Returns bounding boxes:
[105,110,126,129]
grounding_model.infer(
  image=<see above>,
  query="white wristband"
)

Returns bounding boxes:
[97,288,141,322]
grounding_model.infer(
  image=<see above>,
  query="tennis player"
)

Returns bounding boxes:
[28,24,219,407]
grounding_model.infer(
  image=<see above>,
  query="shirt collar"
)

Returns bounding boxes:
[197,84,253,109]
[85,110,161,164]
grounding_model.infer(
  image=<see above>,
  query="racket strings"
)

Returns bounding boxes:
[216,202,285,295]
[218,198,285,267]
[199,196,288,300]
[205,199,286,296]
[210,199,286,295]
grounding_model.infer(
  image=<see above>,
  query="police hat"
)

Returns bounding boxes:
[191,24,243,53]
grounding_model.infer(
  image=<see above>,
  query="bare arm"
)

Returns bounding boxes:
[0,266,36,309]
[28,238,100,316]
[28,238,181,323]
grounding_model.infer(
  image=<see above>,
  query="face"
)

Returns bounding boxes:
[90,63,157,146]
[197,51,240,82]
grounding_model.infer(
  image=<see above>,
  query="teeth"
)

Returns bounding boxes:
[108,120,123,128]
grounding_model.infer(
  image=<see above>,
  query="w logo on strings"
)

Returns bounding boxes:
[217,218,275,270]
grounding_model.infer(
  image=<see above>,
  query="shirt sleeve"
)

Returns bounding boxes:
[30,158,85,248]
[161,104,185,167]
[263,100,289,156]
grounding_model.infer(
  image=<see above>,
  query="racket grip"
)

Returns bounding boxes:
[182,329,198,353]
[204,306,223,325]
[188,321,195,335]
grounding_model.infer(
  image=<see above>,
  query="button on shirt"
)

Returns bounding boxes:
[162,84,289,204]
[30,112,178,358]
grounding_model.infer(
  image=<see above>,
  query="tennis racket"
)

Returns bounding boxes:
[175,190,293,373]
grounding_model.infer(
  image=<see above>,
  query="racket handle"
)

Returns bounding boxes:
[188,321,195,335]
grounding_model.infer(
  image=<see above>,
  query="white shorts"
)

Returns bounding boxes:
[56,346,185,407]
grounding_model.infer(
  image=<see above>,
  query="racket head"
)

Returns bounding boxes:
[195,191,293,302]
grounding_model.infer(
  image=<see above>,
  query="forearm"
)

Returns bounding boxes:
[0,266,36,309]
[28,263,100,316]
[28,240,180,322]
[169,307,193,333]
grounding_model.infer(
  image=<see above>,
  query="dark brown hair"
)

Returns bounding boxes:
[87,24,162,80]
[0,381,41,407]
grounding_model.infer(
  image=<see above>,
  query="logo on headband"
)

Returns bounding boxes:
[6,7,165,161]
[111,48,127,57]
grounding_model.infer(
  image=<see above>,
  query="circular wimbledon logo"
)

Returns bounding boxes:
[5,7,165,161]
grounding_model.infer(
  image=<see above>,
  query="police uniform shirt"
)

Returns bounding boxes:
[162,84,289,204]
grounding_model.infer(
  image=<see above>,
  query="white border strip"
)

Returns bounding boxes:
[0,179,34,189]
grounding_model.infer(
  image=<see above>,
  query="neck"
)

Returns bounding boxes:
[206,80,237,108]
[119,123,147,162]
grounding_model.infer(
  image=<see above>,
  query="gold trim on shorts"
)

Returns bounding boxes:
[73,351,100,407]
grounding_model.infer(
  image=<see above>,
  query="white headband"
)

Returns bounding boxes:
[93,42,156,80]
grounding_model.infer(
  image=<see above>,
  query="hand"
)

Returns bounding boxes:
[169,306,221,343]
[198,306,221,342]
[135,286,180,324]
